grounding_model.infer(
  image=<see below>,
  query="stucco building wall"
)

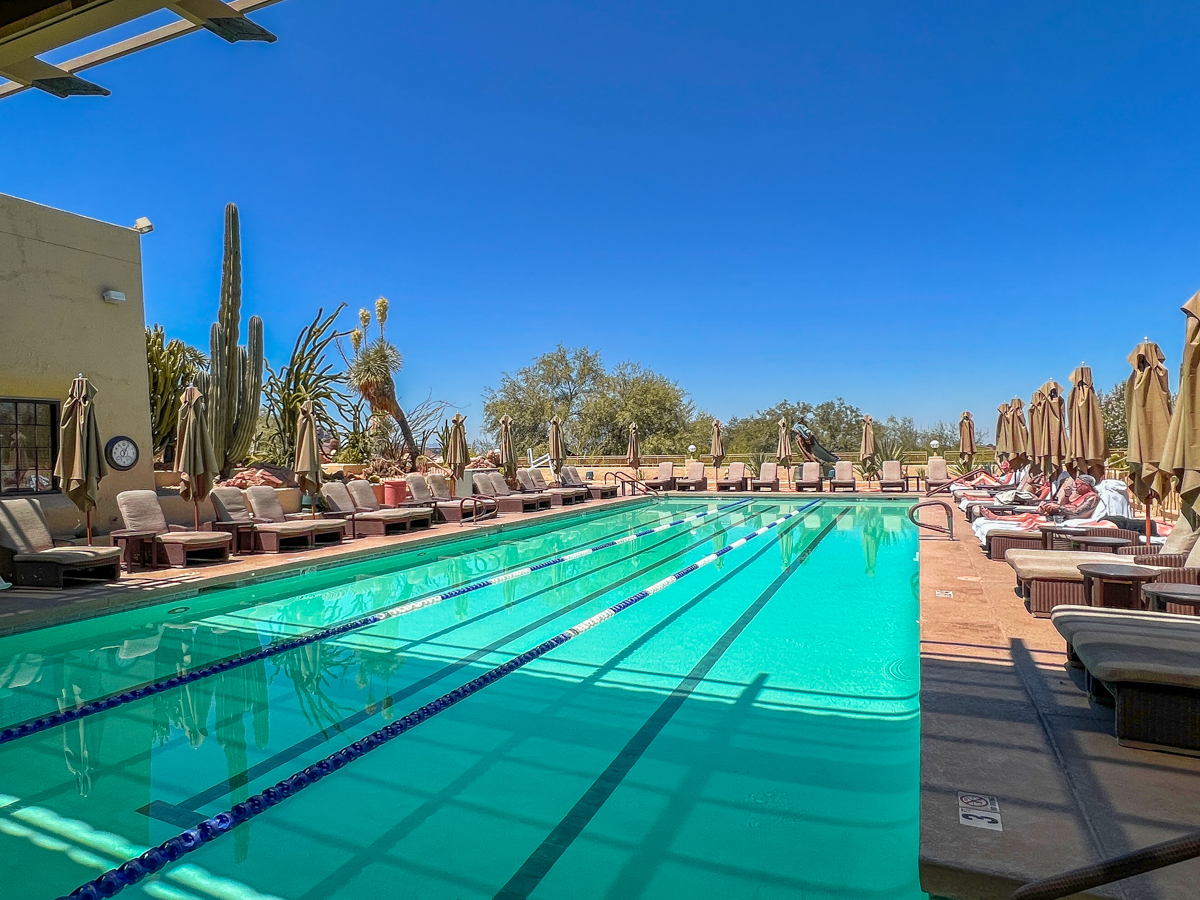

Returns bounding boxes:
[0,192,155,536]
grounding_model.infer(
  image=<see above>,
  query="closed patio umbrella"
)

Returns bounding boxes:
[446,413,470,482]
[293,399,322,519]
[859,415,875,462]
[1161,292,1200,526]
[995,402,1012,462]
[1008,397,1030,470]
[1029,381,1068,477]
[777,418,793,467]
[176,385,220,530]
[548,416,566,477]
[1126,340,1172,536]
[55,375,107,545]
[959,411,976,466]
[626,423,641,476]
[1067,365,1107,480]
[710,419,725,484]
[498,414,517,481]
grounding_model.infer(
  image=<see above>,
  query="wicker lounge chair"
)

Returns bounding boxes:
[879,460,909,493]
[829,461,856,492]
[0,497,122,588]
[529,468,588,502]
[344,480,436,529]
[676,460,708,491]
[794,462,822,492]
[211,486,317,553]
[561,466,618,499]
[114,490,232,567]
[1051,606,1200,753]
[642,462,677,491]
[478,472,550,511]
[925,457,953,493]
[750,462,779,492]
[716,462,747,491]
[245,486,346,546]
[321,482,430,536]
[518,468,576,506]
[427,473,498,522]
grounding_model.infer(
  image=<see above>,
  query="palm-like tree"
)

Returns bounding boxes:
[343,298,419,464]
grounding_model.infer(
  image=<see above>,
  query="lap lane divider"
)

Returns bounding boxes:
[0,499,750,748]
[59,500,820,900]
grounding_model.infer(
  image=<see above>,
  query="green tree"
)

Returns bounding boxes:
[1100,381,1127,449]
[725,398,863,454]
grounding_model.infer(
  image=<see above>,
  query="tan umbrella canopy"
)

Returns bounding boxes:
[293,399,322,519]
[710,419,725,477]
[626,422,641,474]
[1162,292,1200,525]
[1029,381,1068,476]
[498,414,517,481]
[959,411,977,465]
[1067,365,1107,479]
[859,415,875,461]
[1007,397,1030,469]
[777,418,793,467]
[995,403,1011,462]
[176,385,220,530]
[55,375,107,545]
[548,416,566,476]
[446,413,470,481]
[1126,340,1172,532]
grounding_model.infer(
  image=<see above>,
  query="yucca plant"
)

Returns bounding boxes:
[341,298,419,467]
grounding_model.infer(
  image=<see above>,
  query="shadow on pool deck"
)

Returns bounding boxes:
[917,503,1200,900]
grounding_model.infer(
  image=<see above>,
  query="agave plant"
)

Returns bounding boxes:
[341,298,419,466]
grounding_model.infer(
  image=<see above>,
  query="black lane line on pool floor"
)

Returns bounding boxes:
[293,507,834,900]
[490,506,850,900]
[152,504,781,820]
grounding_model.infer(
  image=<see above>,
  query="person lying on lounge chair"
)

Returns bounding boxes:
[1037,475,1099,519]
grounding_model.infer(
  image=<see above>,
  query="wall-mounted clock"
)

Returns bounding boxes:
[105,436,139,471]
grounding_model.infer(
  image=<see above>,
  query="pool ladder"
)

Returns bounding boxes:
[604,471,662,498]
[908,500,954,540]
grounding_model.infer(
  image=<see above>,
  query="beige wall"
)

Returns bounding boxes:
[0,192,154,536]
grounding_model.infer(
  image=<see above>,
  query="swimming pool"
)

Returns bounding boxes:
[0,496,923,900]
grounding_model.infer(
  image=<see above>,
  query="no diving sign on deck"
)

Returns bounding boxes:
[957,792,1002,831]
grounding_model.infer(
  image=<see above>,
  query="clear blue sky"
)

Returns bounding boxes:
[5,1,1200,440]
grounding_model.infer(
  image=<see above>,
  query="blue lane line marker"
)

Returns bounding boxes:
[58,499,820,900]
[0,498,756,748]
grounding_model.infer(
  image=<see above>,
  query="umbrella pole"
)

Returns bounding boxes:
[1146,495,1154,545]
[86,511,92,546]
[194,500,200,532]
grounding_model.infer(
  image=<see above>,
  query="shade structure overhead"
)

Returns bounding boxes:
[0,0,282,101]
[1126,340,1173,530]
[959,411,976,462]
[1161,292,1200,525]
[54,374,107,543]
[1066,365,1107,479]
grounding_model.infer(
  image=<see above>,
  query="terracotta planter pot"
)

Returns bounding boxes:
[371,483,386,505]
[383,478,408,505]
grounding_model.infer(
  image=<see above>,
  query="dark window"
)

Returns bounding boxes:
[0,399,59,495]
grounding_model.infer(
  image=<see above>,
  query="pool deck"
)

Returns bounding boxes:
[917,502,1200,900]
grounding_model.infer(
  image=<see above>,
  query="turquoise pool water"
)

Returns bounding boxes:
[0,497,922,900]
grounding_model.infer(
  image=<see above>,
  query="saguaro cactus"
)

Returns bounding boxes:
[197,203,264,476]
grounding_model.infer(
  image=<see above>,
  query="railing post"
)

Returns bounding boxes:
[909,500,954,539]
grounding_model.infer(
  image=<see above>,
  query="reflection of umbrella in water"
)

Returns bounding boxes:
[58,663,105,797]
[711,525,727,570]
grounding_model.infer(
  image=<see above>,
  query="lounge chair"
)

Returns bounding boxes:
[561,466,618,499]
[397,474,479,522]
[529,468,588,503]
[320,482,432,536]
[642,462,677,491]
[925,457,953,493]
[829,461,856,492]
[794,462,822,492]
[477,472,550,511]
[675,460,708,491]
[344,480,436,529]
[716,462,747,491]
[211,486,317,553]
[879,460,909,493]
[517,468,576,506]
[0,497,122,588]
[750,462,779,491]
[114,490,232,567]
[1051,606,1200,753]
[245,486,346,545]
[427,473,498,522]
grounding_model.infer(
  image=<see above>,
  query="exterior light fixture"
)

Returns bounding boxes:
[133,217,153,234]
[102,290,126,304]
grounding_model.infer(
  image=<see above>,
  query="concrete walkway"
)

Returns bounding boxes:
[917,503,1200,900]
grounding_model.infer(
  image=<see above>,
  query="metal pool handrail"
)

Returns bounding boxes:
[908,500,954,539]
[604,470,660,496]
[1011,830,1200,900]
